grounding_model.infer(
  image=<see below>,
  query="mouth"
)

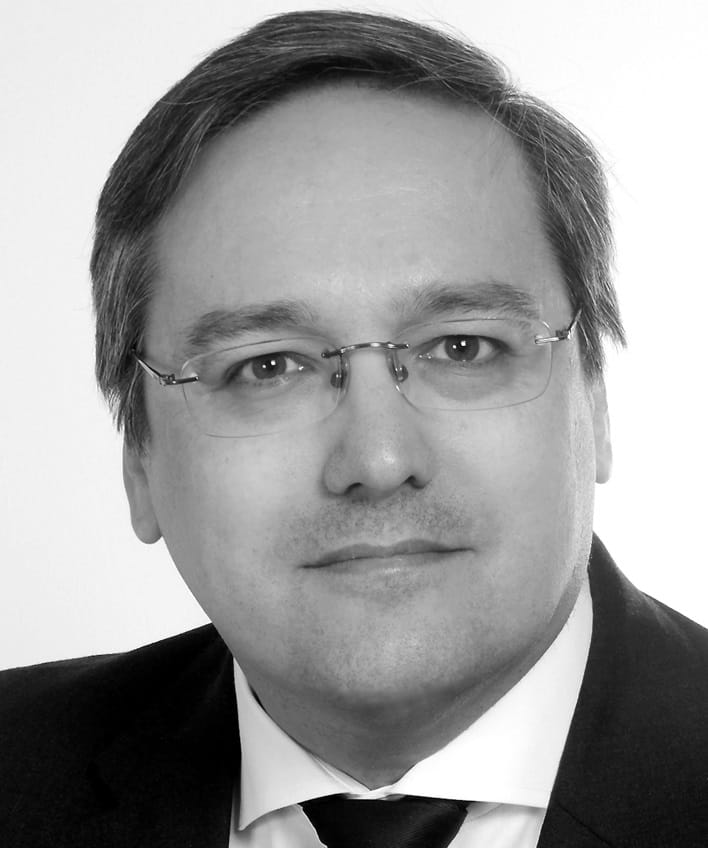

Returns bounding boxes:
[306,539,466,569]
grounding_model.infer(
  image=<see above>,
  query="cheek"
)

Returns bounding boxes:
[441,375,593,549]
[147,426,319,586]
[206,447,306,556]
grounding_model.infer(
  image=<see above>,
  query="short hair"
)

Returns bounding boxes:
[91,9,626,452]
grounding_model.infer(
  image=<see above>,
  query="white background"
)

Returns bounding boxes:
[1,0,706,670]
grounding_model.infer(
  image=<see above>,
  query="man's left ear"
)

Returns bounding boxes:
[590,378,612,484]
[123,441,162,544]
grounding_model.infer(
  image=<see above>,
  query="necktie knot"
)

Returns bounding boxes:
[301,793,468,848]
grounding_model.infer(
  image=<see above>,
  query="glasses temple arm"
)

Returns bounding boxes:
[535,307,583,345]
[132,351,198,387]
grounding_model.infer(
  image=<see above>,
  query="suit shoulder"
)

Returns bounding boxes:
[0,624,221,704]
[619,574,708,680]
[0,625,223,769]
[590,536,708,676]
[646,593,708,655]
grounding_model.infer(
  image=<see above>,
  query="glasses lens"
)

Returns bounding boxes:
[401,317,553,411]
[175,319,556,436]
[180,338,340,437]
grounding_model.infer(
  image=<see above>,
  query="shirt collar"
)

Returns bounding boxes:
[233,578,592,829]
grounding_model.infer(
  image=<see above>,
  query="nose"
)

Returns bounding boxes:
[321,347,436,500]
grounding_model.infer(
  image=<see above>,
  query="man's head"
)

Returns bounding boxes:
[92,11,624,759]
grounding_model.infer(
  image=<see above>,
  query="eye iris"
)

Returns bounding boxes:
[445,336,479,361]
[252,354,287,379]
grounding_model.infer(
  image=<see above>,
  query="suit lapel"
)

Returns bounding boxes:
[87,629,238,848]
[538,536,708,847]
[537,803,613,847]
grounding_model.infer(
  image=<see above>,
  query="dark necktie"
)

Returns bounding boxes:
[300,794,469,848]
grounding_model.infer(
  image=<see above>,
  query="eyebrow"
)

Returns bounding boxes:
[393,280,543,323]
[178,280,542,358]
[180,299,320,358]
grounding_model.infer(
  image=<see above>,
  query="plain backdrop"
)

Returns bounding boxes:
[1,0,706,670]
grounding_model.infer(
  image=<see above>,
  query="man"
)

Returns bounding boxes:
[1,9,706,847]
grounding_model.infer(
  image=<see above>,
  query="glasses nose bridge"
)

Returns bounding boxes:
[325,341,410,391]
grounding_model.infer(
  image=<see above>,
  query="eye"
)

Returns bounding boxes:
[248,353,296,380]
[226,352,305,385]
[424,334,502,365]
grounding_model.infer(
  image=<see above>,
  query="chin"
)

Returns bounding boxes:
[303,632,489,713]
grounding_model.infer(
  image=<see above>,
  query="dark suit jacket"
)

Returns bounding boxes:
[2,537,707,847]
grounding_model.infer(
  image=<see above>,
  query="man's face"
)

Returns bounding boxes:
[125,86,610,715]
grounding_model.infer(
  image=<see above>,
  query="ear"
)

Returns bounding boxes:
[122,440,162,544]
[590,377,612,485]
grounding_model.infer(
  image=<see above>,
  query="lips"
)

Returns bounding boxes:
[306,539,463,568]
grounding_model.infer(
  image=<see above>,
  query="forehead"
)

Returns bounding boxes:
[150,84,566,353]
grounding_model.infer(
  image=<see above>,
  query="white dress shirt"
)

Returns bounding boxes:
[228,579,592,848]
